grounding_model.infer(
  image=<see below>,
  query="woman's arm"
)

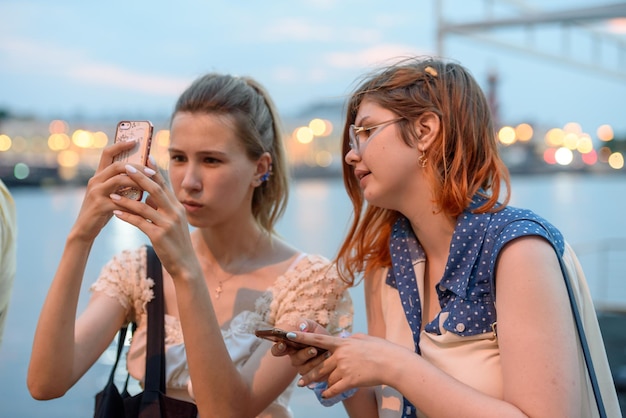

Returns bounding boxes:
[292,237,582,417]
[491,236,582,416]
[27,141,136,399]
[342,268,384,418]
[395,236,581,417]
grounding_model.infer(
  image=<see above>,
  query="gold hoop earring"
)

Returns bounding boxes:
[418,151,428,168]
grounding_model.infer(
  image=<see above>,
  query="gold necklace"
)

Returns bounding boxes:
[214,231,264,300]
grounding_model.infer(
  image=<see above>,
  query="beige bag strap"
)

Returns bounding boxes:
[560,243,622,417]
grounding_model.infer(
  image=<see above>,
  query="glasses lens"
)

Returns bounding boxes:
[349,125,359,153]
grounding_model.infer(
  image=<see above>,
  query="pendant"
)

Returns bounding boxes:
[215,282,223,299]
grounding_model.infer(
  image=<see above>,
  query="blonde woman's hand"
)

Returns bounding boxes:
[71,139,143,242]
[107,158,199,280]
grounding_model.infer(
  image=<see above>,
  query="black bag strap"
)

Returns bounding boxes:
[106,325,128,386]
[557,255,607,418]
[120,321,137,398]
[140,245,166,416]
[106,318,137,394]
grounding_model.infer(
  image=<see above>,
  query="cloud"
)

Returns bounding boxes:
[268,42,432,88]
[325,43,432,69]
[68,64,189,96]
[0,37,76,74]
[261,18,336,42]
[0,35,189,97]
[302,0,338,10]
[257,17,382,44]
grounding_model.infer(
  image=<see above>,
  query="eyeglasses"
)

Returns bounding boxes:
[348,117,403,156]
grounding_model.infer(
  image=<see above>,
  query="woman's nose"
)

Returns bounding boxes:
[344,148,360,165]
[181,166,202,191]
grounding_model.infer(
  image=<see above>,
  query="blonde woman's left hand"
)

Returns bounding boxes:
[108,160,198,279]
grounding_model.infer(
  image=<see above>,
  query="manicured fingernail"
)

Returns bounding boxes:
[143,167,156,176]
[297,378,305,387]
[286,332,297,340]
[299,322,308,331]
[277,342,286,351]
[308,347,316,356]
[125,164,137,173]
[110,193,121,201]
[149,155,156,166]
[113,210,123,217]
[324,351,331,359]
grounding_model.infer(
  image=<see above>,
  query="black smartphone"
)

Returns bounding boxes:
[255,328,327,354]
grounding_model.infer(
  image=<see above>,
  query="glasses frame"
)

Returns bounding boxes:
[348,117,404,156]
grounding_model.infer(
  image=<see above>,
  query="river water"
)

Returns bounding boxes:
[1,173,625,417]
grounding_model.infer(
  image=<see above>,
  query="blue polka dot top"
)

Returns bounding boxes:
[386,195,565,353]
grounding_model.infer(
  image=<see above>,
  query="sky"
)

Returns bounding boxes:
[1,0,626,136]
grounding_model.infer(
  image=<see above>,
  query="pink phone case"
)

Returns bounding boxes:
[113,120,153,200]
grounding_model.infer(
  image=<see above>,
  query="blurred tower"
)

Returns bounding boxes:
[486,70,500,129]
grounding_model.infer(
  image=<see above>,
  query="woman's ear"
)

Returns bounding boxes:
[414,111,440,152]
[253,152,272,186]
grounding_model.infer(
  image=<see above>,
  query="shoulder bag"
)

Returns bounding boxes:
[559,244,622,418]
[94,245,198,418]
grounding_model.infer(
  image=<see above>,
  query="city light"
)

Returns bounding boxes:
[0,134,11,152]
[294,126,314,144]
[153,130,171,169]
[608,152,625,170]
[315,150,333,167]
[48,120,69,135]
[498,126,516,145]
[0,115,624,186]
[14,163,29,180]
[545,128,565,147]
[597,124,614,142]
[554,147,574,165]
[515,123,533,142]
[582,149,598,165]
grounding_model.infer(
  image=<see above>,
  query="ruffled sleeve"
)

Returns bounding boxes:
[265,254,353,336]
[89,246,155,324]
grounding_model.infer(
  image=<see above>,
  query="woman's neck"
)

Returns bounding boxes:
[407,210,456,262]
[192,222,267,268]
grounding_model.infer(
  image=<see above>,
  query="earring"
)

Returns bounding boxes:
[418,151,428,168]
[260,163,273,183]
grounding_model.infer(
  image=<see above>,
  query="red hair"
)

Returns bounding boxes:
[336,56,511,285]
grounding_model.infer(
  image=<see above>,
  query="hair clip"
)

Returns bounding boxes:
[424,66,438,77]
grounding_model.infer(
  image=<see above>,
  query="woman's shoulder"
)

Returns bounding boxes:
[486,206,564,252]
[94,245,147,280]
[286,253,339,279]
[268,252,353,332]
[273,252,349,301]
[90,245,153,318]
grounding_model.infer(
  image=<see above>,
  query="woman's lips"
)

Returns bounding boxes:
[354,169,370,184]
[182,200,203,212]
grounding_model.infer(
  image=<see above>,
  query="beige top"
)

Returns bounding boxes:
[91,247,354,418]
[0,179,17,347]
[372,243,621,417]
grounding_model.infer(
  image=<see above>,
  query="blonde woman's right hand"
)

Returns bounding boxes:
[70,139,141,242]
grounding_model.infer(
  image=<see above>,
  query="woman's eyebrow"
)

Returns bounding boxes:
[355,115,371,126]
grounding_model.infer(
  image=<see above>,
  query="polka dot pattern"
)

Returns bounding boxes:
[386,197,565,418]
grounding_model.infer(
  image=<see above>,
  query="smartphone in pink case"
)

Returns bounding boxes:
[113,120,153,200]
